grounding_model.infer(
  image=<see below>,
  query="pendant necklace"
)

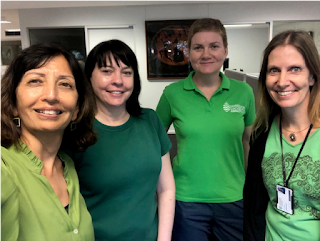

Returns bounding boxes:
[282,125,311,142]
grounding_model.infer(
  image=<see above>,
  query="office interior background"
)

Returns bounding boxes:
[1,1,320,127]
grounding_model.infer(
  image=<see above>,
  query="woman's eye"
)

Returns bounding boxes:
[290,67,301,72]
[268,68,279,73]
[123,71,133,76]
[102,69,112,74]
[193,46,202,50]
[60,82,73,88]
[27,79,42,85]
[210,45,218,49]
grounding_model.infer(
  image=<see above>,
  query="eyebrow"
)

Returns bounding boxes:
[103,65,132,70]
[192,42,221,45]
[24,72,75,80]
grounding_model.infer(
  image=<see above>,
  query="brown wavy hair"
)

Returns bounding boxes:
[1,43,97,151]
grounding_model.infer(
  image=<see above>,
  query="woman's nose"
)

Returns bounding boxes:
[112,72,123,85]
[42,82,59,103]
[201,47,211,58]
[277,71,290,87]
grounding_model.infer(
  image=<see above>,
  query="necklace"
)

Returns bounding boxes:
[282,125,311,142]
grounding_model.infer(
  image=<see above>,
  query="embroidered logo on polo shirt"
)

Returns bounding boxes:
[223,102,245,114]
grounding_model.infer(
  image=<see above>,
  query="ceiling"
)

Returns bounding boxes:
[1,0,245,10]
[0,1,215,38]
[2,0,300,10]
[0,1,275,41]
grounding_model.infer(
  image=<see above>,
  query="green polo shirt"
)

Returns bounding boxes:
[156,71,255,203]
[1,143,94,241]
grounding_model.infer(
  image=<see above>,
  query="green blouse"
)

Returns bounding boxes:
[1,142,94,241]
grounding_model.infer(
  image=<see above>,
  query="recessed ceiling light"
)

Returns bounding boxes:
[224,24,253,28]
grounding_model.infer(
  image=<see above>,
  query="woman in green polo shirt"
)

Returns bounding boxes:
[1,43,97,241]
[156,18,256,241]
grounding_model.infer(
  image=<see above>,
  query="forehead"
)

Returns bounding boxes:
[24,55,72,74]
[191,31,223,43]
[104,55,131,68]
[268,45,305,64]
[21,55,74,80]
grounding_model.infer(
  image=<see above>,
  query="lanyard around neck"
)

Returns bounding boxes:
[279,115,313,187]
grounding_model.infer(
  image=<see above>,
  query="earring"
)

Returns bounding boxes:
[70,122,76,131]
[13,117,21,127]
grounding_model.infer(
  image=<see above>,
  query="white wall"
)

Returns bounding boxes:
[273,20,320,53]
[18,2,320,110]
[226,26,269,73]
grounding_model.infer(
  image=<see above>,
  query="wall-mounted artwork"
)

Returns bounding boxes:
[145,19,196,80]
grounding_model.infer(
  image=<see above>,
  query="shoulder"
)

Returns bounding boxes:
[163,72,192,93]
[1,147,19,198]
[140,108,159,119]
[163,79,184,93]
[1,145,19,165]
[1,146,11,168]
[141,108,155,114]
[139,108,163,126]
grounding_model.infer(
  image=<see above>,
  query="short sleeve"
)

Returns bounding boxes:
[156,91,173,128]
[149,109,172,156]
[1,159,19,241]
[244,86,256,127]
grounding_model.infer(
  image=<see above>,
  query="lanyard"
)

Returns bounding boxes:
[279,116,313,187]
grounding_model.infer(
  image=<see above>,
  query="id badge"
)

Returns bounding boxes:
[276,185,293,215]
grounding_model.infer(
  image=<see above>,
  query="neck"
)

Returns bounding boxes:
[20,131,62,172]
[280,109,311,132]
[193,72,221,87]
[96,105,130,126]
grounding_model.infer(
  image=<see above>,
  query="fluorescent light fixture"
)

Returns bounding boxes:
[1,17,11,24]
[224,24,252,28]
[5,29,20,32]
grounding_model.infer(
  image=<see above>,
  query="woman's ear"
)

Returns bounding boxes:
[224,47,228,58]
[13,107,18,117]
[72,105,79,122]
[309,74,315,87]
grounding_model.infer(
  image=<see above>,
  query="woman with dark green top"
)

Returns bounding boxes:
[1,43,97,241]
[73,40,176,241]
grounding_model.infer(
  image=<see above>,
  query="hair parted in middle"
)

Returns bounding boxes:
[253,29,320,137]
[85,39,142,117]
[187,18,228,50]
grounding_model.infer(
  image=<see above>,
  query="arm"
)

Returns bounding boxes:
[156,152,175,241]
[242,125,253,173]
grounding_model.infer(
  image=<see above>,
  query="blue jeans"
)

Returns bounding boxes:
[172,200,244,241]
